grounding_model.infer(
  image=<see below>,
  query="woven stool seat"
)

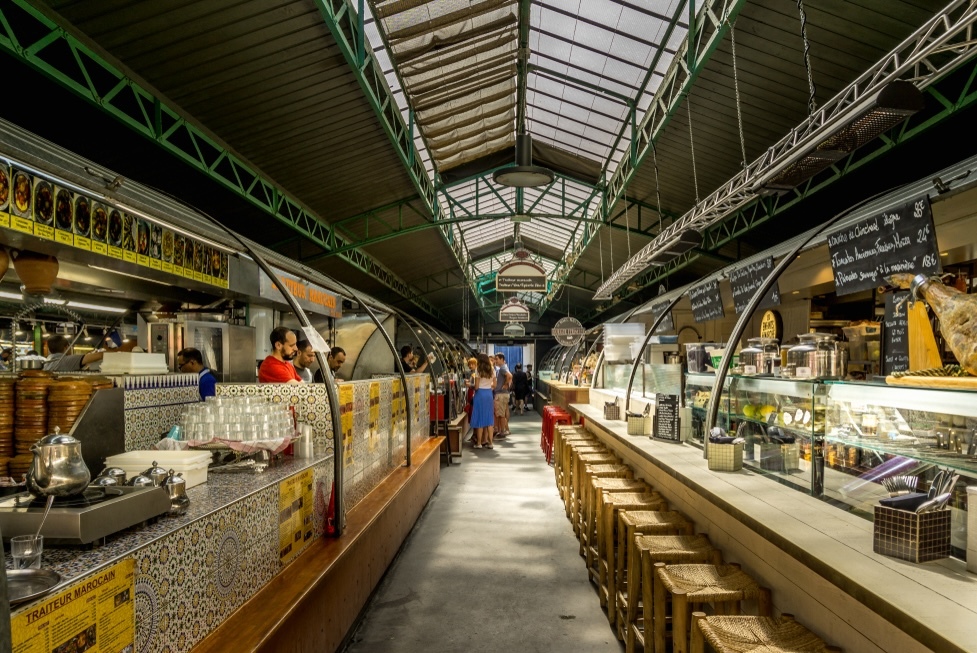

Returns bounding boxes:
[625,535,721,653]
[552,429,596,493]
[584,478,652,563]
[597,492,668,631]
[655,564,771,653]
[614,511,694,639]
[572,463,633,536]
[690,614,841,653]
[562,445,614,515]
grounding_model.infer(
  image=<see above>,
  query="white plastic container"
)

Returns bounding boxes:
[105,450,212,489]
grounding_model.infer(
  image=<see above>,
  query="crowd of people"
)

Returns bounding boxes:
[466,352,534,450]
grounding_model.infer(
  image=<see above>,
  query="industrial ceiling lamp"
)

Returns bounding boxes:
[493,133,554,188]
[646,228,703,266]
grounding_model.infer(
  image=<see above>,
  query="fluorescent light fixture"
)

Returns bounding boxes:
[66,301,127,314]
[0,291,24,301]
[88,264,174,287]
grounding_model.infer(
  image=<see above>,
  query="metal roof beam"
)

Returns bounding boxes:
[535,0,680,53]
[528,65,634,104]
[0,0,450,323]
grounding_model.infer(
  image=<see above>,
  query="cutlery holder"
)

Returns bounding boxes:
[873,505,950,563]
[707,442,743,472]
[603,399,620,421]
[753,442,799,472]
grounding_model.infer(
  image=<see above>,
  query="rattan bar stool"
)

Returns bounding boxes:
[654,563,771,653]
[597,492,668,628]
[627,535,722,653]
[690,613,842,653]
[553,425,592,476]
[554,430,596,499]
[573,463,634,538]
[583,478,653,563]
[614,510,694,640]
[566,446,616,519]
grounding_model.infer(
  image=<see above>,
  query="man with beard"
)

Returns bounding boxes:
[258,326,301,383]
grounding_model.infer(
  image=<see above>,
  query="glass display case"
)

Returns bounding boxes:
[705,375,977,556]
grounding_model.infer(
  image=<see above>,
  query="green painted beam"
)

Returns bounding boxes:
[0,0,448,322]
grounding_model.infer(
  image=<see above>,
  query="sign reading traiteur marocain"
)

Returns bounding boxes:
[496,249,547,292]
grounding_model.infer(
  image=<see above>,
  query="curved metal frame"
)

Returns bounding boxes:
[624,294,685,411]
[590,303,647,390]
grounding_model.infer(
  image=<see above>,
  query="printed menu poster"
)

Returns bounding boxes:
[391,379,406,432]
[368,381,381,453]
[11,558,135,653]
[413,379,422,429]
[339,383,355,469]
[278,468,314,565]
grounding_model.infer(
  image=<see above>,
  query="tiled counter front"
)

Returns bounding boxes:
[8,455,335,653]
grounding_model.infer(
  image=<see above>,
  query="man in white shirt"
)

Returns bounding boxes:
[292,340,315,383]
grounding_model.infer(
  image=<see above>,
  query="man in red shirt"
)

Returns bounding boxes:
[258,326,301,383]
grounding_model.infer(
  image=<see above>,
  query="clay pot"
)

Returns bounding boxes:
[0,248,8,282]
[12,250,59,296]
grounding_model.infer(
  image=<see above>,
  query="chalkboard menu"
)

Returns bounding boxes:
[826,195,939,297]
[729,257,780,315]
[883,291,910,375]
[653,393,681,442]
[689,279,724,322]
[651,300,674,334]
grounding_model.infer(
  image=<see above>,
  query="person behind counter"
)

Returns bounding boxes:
[43,335,104,371]
[258,326,301,384]
[177,347,218,399]
[313,346,346,383]
[293,340,315,383]
[397,344,428,374]
[0,348,12,372]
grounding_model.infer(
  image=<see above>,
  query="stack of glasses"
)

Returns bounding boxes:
[180,396,295,442]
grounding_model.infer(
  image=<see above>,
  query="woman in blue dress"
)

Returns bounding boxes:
[470,354,496,449]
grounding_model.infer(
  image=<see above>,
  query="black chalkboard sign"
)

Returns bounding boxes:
[689,279,724,323]
[651,300,674,334]
[883,291,910,375]
[653,393,681,442]
[827,195,939,297]
[729,257,780,315]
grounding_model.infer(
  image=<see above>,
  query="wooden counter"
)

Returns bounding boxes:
[570,402,977,653]
[542,380,589,411]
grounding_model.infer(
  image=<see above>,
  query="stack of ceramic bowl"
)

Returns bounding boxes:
[47,379,93,434]
[13,371,53,478]
[0,377,15,474]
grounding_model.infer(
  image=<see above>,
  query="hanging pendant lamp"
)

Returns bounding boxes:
[493,133,554,188]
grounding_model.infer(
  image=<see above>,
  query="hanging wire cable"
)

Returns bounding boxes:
[624,191,632,258]
[651,140,664,235]
[796,0,818,115]
[598,227,605,285]
[730,19,748,168]
[687,100,700,203]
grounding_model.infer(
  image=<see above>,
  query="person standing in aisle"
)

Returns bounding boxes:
[258,326,301,383]
[525,364,534,410]
[464,357,477,444]
[512,363,529,415]
[493,353,512,438]
[470,354,496,449]
[177,347,218,400]
[292,340,315,383]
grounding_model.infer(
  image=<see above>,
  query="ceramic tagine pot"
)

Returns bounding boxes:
[11,250,59,295]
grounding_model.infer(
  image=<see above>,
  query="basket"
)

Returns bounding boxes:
[626,405,650,435]
[707,442,743,472]
[753,442,799,472]
[873,505,950,563]
[603,398,620,421]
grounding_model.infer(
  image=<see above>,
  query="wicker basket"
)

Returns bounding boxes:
[603,399,620,421]
[753,442,800,472]
[873,505,950,563]
[626,405,650,435]
[707,442,743,472]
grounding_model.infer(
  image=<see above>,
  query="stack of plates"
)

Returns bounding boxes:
[15,373,53,456]
[47,379,93,434]
[0,377,15,461]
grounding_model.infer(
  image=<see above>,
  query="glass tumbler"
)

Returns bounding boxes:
[11,534,43,569]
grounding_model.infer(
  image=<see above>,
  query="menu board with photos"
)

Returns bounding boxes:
[729,257,780,315]
[826,195,939,297]
[882,291,910,375]
[689,279,724,323]
[650,299,674,334]
[0,161,230,289]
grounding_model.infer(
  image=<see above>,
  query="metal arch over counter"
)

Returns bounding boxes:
[624,294,685,413]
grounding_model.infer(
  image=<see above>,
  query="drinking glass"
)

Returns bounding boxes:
[11,535,43,570]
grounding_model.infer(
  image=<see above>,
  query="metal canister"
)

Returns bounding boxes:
[786,334,819,378]
[814,333,847,378]
[740,337,780,375]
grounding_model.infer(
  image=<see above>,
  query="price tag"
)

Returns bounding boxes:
[183,267,195,279]
[795,366,812,379]
[91,241,107,256]
[55,229,74,245]
[162,261,173,274]
[108,245,123,259]
[149,258,161,270]
[123,250,137,263]
[0,211,9,228]
[33,223,55,240]
[74,234,92,250]
[204,274,213,285]
[743,365,757,375]
[137,253,150,267]
[10,215,33,234]
[194,271,203,282]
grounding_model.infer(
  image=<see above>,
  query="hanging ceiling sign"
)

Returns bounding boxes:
[499,297,530,323]
[503,323,526,337]
[552,316,585,346]
[496,249,547,292]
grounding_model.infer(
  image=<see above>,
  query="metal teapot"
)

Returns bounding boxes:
[163,469,190,516]
[141,461,169,487]
[26,427,91,498]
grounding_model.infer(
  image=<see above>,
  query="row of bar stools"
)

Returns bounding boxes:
[583,478,653,569]
[690,614,842,653]
[573,463,633,539]
[566,443,617,518]
[627,534,722,653]
[614,510,694,639]
[598,492,669,627]
[654,563,770,653]
[555,430,598,508]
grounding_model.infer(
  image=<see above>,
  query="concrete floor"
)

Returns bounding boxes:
[343,411,624,653]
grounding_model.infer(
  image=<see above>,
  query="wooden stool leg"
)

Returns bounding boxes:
[641,551,655,653]
[672,590,689,653]
[607,509,619,627]
[759,587,772,616]
[625,534,640,652]
[690,612,707,653]
[652,562,667,653]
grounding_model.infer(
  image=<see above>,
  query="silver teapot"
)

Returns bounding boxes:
[163,469,190,516]
[141,461,169,487]
[26,427,91,498]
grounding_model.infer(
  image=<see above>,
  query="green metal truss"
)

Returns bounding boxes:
[537,0,746,318]
[577,59,977,324]
[0,0,449,322]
